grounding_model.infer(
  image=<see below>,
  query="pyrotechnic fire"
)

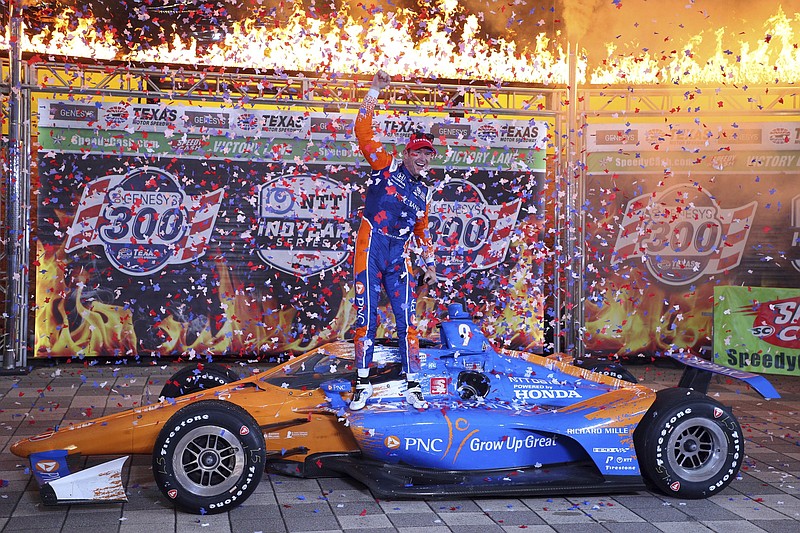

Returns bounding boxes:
[5,3,800,85]
[7,2,571,84]
[591,7,800,85]
[584,268,712,357]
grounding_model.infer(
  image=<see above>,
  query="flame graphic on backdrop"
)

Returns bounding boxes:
[34,240,357,358]
[6,4,800,85]
[584,268,712,356]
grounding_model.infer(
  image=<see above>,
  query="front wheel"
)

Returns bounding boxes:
[152,400,265,514]
[634,388,743,499]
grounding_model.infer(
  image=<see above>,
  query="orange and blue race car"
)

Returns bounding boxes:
[10,304,780,514]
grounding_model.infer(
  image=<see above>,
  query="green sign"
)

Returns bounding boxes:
[714,285,800,375]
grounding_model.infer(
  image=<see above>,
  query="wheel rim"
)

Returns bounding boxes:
[666,417,727,482]
[172,425,245,496]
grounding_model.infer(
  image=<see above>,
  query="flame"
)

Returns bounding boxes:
[35,242,138,358]
[34,240,351,358]
[9,3,570,84]
[591,7,800,85]
[5,4,800,85]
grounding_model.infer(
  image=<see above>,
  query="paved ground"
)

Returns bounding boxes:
[0,359,797,533]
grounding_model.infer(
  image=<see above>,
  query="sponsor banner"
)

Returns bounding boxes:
[38,100,549,153]
[713,285,800,376]
[38,128,544,170]
[34,102,547,358]
[584,121,800,357]
[587,122,800,152]
[587,151,800,174]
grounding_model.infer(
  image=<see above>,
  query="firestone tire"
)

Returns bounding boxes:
[160,362,239,398]
[634,388,743,499]
[152,400,265,514]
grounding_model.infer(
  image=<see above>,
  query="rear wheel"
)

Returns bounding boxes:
[152,400,265,514]
[160,362,239,398]
[634,388,742,499]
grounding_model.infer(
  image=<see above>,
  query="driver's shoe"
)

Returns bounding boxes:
[405,381,428,409]
[349,380,373,411]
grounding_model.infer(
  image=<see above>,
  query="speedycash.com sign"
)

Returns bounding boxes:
[714,285,800,376]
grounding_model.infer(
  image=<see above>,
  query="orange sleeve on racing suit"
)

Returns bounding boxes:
[355,91,393,171]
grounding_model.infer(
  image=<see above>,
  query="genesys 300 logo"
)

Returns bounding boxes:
[612,184,757,285]
[430,179,521,279]
[65,167,224,276]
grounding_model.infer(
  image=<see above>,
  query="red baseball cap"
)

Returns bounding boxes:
[405,132,437,154]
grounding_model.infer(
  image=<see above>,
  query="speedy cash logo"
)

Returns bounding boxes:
[256,174,351,277]
[169,137,207,154]
[746,296,800,350]
[612,184,757,285]
[65,167,224,276]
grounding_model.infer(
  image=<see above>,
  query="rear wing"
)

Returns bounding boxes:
[669,353,780,400]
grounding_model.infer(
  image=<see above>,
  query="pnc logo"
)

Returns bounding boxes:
[35,460,59,473]
[384,436,401,449]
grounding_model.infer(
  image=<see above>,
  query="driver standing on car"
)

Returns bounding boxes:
[350,69,438,411]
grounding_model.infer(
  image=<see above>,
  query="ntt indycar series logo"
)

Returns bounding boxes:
[429,179,521,278]
[65,168,224,276]
[256,174,351,277]
[612,184,756,285]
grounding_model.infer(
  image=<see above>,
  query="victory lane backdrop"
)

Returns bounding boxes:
[34,100,548,359]
[584,121,800,357]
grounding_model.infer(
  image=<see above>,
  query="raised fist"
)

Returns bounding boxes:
[372,70,391,91]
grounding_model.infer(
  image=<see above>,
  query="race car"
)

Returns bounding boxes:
[10,304,780,514]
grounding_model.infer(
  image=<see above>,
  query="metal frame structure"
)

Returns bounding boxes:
[7,24,800,368]
[0,46,577,368]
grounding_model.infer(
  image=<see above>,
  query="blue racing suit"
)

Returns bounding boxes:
[353,90,435,376]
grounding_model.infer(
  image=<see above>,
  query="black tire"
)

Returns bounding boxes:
[152,400,265,514]
[160,362,239,398]
[634,388,743,499]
